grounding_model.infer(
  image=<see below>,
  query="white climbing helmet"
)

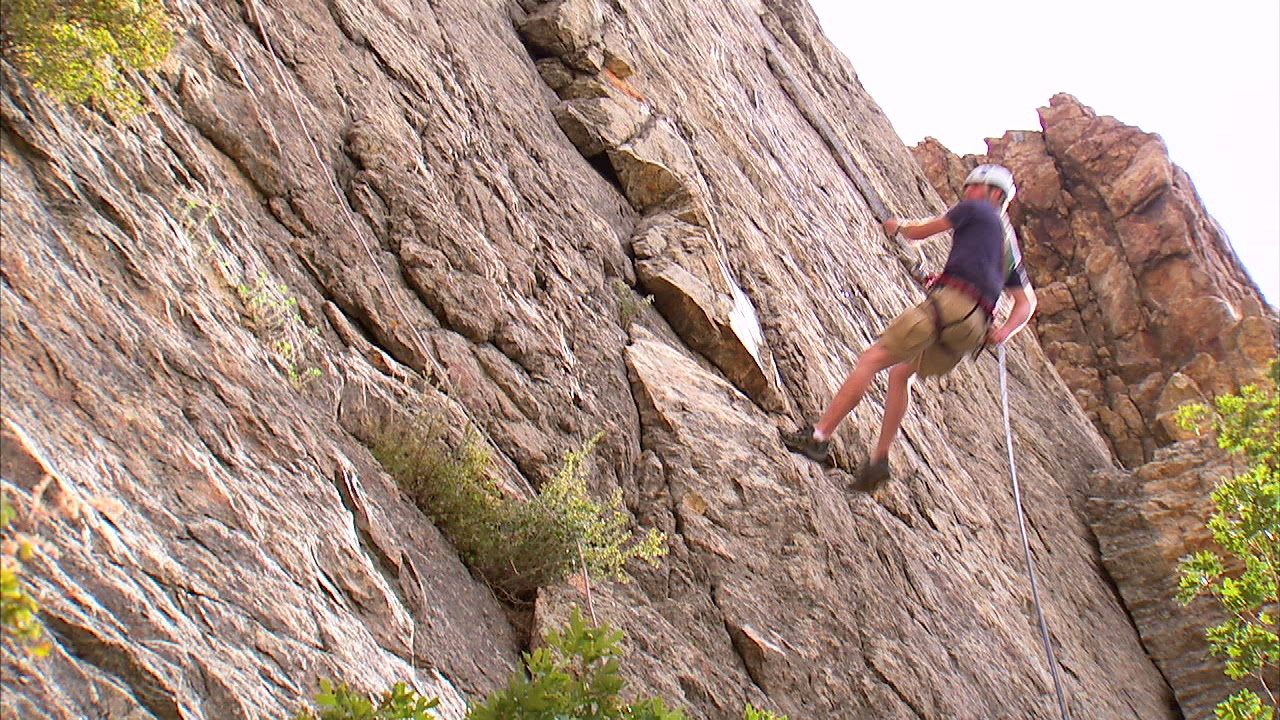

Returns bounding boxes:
[964,164,1017,204]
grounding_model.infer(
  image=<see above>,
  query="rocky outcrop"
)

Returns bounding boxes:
[912,94,1278,468]
[1088,438,1270,720]
[522,0,783,413]
[3,4,1182,720]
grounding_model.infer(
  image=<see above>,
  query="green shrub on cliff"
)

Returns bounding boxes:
[371,424,666,603]
[469,607,684,720]
[743,705,788,720]
[1176,359,1279,719]
[289,679,438,720]
[0,0,173,112]
[287,609,790,720]
[472,610,791,720]
[611,279,653,329]
[1,494,49,656]
[233,272,323,388]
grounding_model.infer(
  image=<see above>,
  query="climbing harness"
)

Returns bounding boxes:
[925,293,981,359]
[925,273,996,317]
[922,273,993,358]
[998,343,1071,720]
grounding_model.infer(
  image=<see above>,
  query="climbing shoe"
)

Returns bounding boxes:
[851,457,890,492]
[780,424,829,463]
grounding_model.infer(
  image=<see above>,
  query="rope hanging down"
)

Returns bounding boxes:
[998,343,1071,720]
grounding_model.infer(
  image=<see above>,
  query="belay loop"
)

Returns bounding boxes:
[998,343,1071,719]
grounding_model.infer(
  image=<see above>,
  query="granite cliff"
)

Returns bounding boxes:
[0,2,1235,719]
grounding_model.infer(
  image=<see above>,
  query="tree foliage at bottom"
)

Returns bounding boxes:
[1176,359,1279,718]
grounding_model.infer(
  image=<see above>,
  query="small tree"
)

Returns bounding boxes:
[0,0,174,112]
[1176,359,1279,718]
[467,607,685,720]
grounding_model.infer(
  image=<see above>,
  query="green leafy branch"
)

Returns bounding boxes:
[1176,359,1279,717]
[234,272,324,388]
[1,494,50,656]
[290,679,439,720]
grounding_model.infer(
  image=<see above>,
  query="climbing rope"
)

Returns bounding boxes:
[997,343,1071,720]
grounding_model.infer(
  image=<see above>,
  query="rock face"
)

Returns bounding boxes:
[1088,438,1271,720]
[2,4,1183,720]
[912,94,1278,469]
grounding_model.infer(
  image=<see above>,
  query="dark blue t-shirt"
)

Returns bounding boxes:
[943,199,1030,306]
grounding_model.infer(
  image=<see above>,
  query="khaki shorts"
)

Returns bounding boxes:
[878,286,990,378]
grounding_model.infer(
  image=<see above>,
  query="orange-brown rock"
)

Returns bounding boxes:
[912,94,1278,468]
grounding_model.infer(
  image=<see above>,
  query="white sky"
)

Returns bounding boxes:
[807,0,1279,306]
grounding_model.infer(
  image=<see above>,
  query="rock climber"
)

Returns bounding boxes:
[781,164,1037,489]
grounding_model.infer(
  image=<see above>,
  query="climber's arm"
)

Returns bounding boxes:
[989,285,1037,345]
[884,215,951,243]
